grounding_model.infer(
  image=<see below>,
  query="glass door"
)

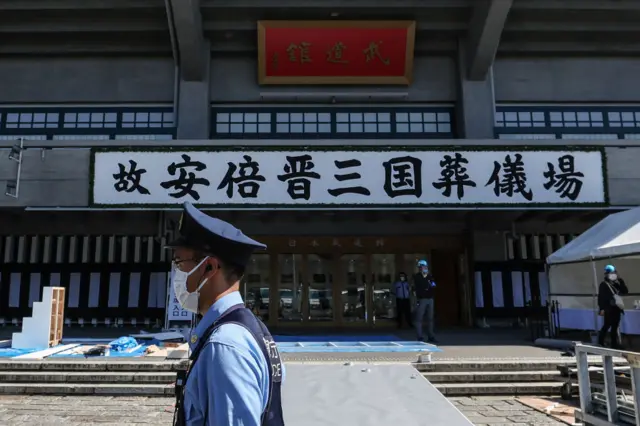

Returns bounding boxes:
[306,254,334,322]
[277,254,304,322]
[340,254,368,324]
[242,254,271,322]
[371,254,396,323]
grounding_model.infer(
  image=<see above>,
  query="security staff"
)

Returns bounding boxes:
[597,264,629,349]
[169,202,285,426]
[393,272,412,328]
[413,260,438,343]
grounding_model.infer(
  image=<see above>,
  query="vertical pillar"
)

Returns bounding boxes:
[456,40,496,139]
[176,42,211,139]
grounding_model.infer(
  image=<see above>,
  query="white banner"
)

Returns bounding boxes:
[92,149,606,206]
[166,270,194,322]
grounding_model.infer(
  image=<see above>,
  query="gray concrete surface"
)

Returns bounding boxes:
[0,396,565,425]
[450,397,565,426]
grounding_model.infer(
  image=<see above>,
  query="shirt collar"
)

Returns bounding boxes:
[189,291,244,351]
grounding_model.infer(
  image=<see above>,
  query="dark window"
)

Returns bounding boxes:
[496,106,640,140]
[0,107,175,140]
[211,106,456,139]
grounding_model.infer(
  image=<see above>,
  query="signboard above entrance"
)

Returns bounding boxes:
[90,147,607,208]
[257,21,416,85]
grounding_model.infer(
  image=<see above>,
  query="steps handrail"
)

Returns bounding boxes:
[574,343,640,426]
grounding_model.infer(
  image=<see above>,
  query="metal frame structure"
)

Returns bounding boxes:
[575,343,640,426]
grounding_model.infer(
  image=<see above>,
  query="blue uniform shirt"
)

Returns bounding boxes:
[183,291,284,425]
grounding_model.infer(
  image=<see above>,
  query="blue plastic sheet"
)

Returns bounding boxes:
[108,336,139,352]
[0,348,39,358]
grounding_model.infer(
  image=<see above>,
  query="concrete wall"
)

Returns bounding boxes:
[0,149,90,207]
[210,55,457,102]
[605,147,640,206]
[1,55,637,105]
[494,57,640,102]
[0,58,174,104]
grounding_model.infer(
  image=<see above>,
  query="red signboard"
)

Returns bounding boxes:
[257,21,416,85]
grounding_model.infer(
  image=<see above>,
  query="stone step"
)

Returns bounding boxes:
[423,370,562,383]
[0,371,176,384]
[0,381,574,397]
[0,383,175,396]
[434,382,572,396]
[414,358,627,373]
[0,360,187,372]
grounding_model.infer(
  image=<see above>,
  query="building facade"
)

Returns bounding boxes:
[1,0,639,330]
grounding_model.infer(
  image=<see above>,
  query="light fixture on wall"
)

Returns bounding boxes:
[5,138,24,199]
[5,180,17,198]
[8,139,23,163]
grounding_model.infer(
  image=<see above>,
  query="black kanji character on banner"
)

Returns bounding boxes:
[160,154,210,201]
[485,153,533,201]
[217,155,266,199]
[382,156,423,198]
[113,160,150,195]
[543,154,585,201]
[432,153,477,200]
[277,155,321,200]
[327,159,371,197]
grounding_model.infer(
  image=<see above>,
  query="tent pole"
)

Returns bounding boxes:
[590,260,599,336]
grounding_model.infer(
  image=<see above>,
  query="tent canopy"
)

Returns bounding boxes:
[546,207,640,265]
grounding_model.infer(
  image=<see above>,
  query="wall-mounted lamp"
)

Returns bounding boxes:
[4,138,24,199]
[5,180,18,198]
[8,140,23,163]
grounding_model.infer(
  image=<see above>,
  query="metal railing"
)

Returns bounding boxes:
[575,344,640,425]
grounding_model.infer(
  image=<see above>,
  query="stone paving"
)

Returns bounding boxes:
[0,395,567,425]
[450,397,567,426]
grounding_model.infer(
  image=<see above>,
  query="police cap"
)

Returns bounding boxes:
[166,202,266,268]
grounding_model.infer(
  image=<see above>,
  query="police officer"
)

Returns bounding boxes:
[393,272,412,329]
[169,202,285,426]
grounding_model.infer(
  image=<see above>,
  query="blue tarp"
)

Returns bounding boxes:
[0,348,40,358]
[273,334,400,343]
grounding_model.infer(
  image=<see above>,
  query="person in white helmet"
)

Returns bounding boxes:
[413,260,438,343]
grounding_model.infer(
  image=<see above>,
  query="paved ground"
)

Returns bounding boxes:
[0,396,565,425]
[450,397,566,426]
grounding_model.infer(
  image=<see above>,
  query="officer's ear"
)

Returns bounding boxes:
[202,257,220,279]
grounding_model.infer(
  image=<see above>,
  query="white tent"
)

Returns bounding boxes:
[546,207,640,332]
[547,207,640,265]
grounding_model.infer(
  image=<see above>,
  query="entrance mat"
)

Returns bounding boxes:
[273,334,401,343]
[276,341,441,353]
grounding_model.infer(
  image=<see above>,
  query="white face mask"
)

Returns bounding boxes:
[608,273,618,281]
[173,257,210,313]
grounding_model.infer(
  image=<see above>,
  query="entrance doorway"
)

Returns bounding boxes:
[239,236,464,329]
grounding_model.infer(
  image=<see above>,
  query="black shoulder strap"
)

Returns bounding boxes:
[186,305,280,425]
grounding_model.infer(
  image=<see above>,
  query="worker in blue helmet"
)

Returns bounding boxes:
[597,264,629,348]
[413,259,438,343]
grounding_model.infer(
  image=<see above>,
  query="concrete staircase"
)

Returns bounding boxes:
[416,358,627,396]
[0,360,186,396]
[0,357,628,397]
